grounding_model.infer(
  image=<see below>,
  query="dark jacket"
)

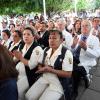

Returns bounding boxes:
[0,78,18,100]
[37,31,49,49]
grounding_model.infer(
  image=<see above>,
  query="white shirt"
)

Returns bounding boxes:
[90,28,99,36]
[9,40,21,51]
[75,34,100,73]
[62,29,73,49]
[16,43,43,79]
[1,39,11,48]
[39,30,46,38]
[39,44,73,94]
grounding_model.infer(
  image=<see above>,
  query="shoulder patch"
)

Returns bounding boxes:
[35,50,39,55]
[69,58,73,64]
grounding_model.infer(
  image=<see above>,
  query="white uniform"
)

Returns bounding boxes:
[1,39,11,48]
[90,27,100,45]
[8,40,21,51]
[62,29,73,49]
[16,43,43,100]
[75,34,100,74]
[90,27,99,36]
[25,44,73,100]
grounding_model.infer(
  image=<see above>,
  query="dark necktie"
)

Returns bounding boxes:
[73,35,87,64]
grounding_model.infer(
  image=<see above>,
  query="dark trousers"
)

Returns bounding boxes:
[0,78,18,100]
[72,65,88,98]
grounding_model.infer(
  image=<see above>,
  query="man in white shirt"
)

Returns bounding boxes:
[90,17,100,36]
[72,19,100,98]
[56,18,73,49]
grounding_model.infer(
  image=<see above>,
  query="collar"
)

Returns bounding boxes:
[12,40,21,46]
[81,34,89,40]
[40,30,47,34]
[46,44,63,57]
[22,41,34,53]
[79,34,89,40]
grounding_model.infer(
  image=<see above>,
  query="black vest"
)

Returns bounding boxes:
[43,46,72,100]
[8,41,24,52]
[19,42,41,87]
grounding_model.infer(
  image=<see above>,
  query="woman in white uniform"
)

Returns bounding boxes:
[8,30,23,52]
[1,29,11,48]
[13,27,43,100]
[25,30,73,100]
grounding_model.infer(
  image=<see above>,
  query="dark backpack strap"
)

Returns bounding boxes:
[42,47,50,64]
[18,41,25,52]
[61,46,67,60]
[24,42,39,87]
[15,41,25,65]
[10,41,23,52]
[8,41,13,50]
[54,46,72,100]
[54,46,67,70]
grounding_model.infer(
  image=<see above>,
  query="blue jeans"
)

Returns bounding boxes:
[0,78,18,100]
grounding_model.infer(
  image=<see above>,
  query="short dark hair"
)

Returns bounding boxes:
[92,17,100,21]
[49,29,63,39]
[9,23,15,28]
[24,27,35,36]
[14,30,22,38]
[39,21,47,26]
[2,29,11,38]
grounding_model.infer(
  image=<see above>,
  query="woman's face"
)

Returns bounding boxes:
[12,32,21,43]
[2,32,9,41]
[47,21,54,30]
[9,25,15,32]
[23,29,34,44]
[49,32,63,50]
[75,21,81,29]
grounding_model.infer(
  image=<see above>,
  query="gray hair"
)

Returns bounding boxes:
[56,18,66,25]
[81,19,92,32]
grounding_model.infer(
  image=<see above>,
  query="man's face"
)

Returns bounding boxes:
[39,23,46,32]
[81,20,90,35]
[92,18,100,29]
[56,22,65,31]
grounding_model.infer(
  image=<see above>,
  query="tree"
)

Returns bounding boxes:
[45,0,72,17]
[0,0,73,15]
[76,0,87,11]
[0,0,43,14]
[0,0,100,15]
[95,0,100,9]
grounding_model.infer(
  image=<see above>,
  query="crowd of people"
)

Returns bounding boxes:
[0,14,100,100]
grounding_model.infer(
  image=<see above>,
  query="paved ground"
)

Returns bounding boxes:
[76,58,100,100]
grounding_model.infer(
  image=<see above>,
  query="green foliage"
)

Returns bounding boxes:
[95,0,100,9]
[0,0,43,14]
[0,0,99,15]
[0,0,72,15]
[76,0,87,11]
